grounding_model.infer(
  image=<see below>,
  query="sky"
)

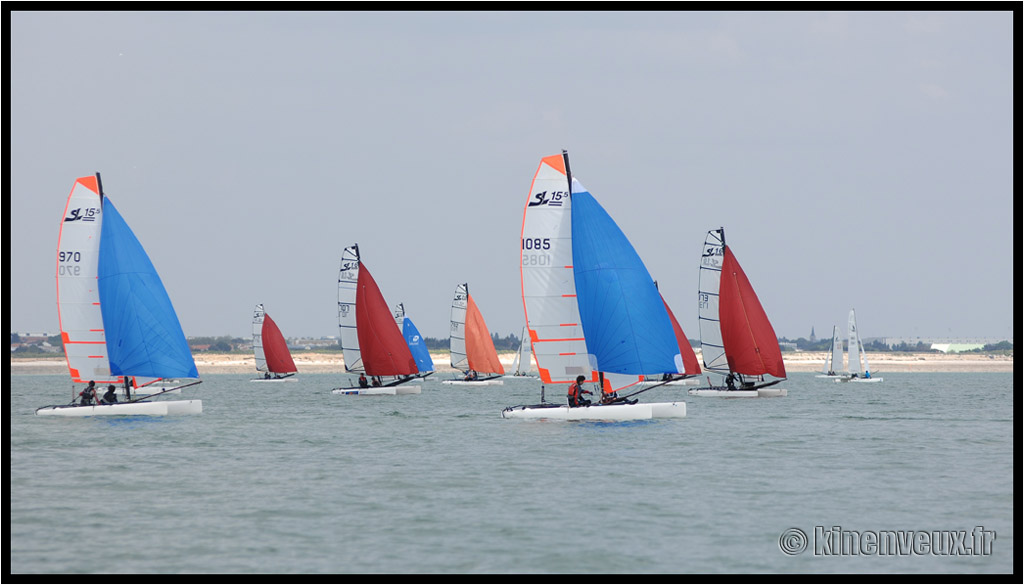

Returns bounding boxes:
[8,10,1016,344]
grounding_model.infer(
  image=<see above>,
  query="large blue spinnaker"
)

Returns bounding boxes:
[570,184,680,375]
[97,198,199,379]
[402,316,434,373]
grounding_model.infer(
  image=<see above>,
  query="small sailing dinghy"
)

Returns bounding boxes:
[37,173,202,417]
[835,308,883,383]
[504,326,538,379]
[444,283,505,385]
[816,325,845,379]
[501,151,686,421]
[332,244,423,395]
[251,304,298,382]
[689,227,787,398]
[394,302,435,376]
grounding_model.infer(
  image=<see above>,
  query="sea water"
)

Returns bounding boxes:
[8,372,1014,574]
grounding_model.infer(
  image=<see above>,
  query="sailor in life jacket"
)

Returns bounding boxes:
[79,381,98,406]
[358,373,369,388]
[567,375,592,407]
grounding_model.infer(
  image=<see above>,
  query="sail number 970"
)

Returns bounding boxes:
[58,250,83,276]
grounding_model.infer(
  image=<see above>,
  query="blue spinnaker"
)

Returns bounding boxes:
[97,198,199,379]
[403,317,435,373]
[570,186,680,375]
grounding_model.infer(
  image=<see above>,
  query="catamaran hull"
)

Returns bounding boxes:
[645,378,700,386]
[688,388,787,398]
[834,377,883,383]
[332,385,422,395]
[36,400,202,417]
[441,379,504,386]
[501,402,686,421]
[250,378,299,383]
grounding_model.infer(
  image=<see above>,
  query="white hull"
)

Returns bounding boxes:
[332,385,421,395]
[250,377,299,383]
[815,374,845,379]
[36,400,202,417]
[834,377,883,383]
[645,378,701,386]
[688,388,787,398]
[501,401,686,421]
[441,379,504,386]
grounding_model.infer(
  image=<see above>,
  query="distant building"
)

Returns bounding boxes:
[809,327,816,343]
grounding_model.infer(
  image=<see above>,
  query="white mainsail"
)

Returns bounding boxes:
[337,245,363,373]
[821,325,842,375]
[520,154,593,382]
[697,229,728,374]
[253,303,268,372]
[449,283,469,371]
[847,309,860,376]
[510,326,534,375]
[57,176,112,384]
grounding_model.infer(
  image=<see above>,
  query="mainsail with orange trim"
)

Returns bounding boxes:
[449,283,505,377]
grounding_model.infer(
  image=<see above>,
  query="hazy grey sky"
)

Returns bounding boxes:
[10,10,1015,343]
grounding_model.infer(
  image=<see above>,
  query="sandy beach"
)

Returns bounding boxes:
[10,351,1013,375]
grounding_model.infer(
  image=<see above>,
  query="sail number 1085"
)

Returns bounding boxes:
[522,238,551,250]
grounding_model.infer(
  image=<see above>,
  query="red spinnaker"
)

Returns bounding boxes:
[356,264,417,376]
[718,247,786,378]
[262,314,297,374]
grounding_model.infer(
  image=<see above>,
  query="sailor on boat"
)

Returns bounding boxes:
[567,375,592,407]
[358,373,369,388]
[464,370,478,381]
[101,385,118,404]
[78,381,98,406]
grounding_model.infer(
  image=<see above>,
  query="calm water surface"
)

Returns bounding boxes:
[9,372,1014,574]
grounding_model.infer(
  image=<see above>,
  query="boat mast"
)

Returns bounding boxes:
[562,149,572,194]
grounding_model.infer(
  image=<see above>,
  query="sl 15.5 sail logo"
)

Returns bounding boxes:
[528,190,568,207]
[65,207,100,222]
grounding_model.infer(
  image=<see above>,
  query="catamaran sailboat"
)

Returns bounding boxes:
[37,173,202,416]
[505,326,538,379]
[690,227,787,398]
[816,325,845,379]
[444,283,505,385]
[835,308,883,383]
[501,151,686,420]
[251,304,298,381]
[332,244,423,395]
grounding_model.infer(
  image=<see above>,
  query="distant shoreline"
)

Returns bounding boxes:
[10,351,1013,375]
